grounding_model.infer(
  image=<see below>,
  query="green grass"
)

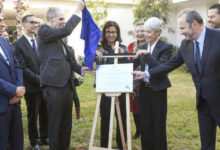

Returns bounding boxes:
[21,69,220,150]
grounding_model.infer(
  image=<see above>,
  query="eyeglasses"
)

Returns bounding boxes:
[105,31,117,36]
[26,21,39,25]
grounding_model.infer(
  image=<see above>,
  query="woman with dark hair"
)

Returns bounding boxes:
[95,20,128,149]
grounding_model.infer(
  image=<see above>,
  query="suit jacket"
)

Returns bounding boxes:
[13,35,40,94]
[134,39,173,91]
[0,37,23,113]
[149,28,220,108]
[37,14,82,88]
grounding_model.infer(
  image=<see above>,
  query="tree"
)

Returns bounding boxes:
[14,0,29,39]
[86,0,110,29]
[0,0,4,13]
[133,0,173,32]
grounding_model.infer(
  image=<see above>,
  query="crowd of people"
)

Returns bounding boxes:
[0,0,220,149]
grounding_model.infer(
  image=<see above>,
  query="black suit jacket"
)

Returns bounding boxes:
[134,39,173,91]
[149,28,220,108]
[13,35,40,94]
[37,14,82,88]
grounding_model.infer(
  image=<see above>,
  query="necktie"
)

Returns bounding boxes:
[195,41,202,74]
[31,39,38,56]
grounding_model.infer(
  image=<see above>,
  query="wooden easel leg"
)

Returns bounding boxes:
[126,93,132,150]
[115,97,126,150]
[89,94,102,150]
[108,96,116,149]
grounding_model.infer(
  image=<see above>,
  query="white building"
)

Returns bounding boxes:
[3,0,219,56]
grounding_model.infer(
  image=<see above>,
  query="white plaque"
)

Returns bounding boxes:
[96,63,133,93]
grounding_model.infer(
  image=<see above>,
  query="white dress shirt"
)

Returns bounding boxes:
[0,46,9,65]
[24,34,37,48]
[143,38,160,82]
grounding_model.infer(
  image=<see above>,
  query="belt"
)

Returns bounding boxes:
[144,82,152,87]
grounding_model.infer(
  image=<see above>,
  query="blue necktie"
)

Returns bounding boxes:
[31,39,38,56]
[195,41,202,74]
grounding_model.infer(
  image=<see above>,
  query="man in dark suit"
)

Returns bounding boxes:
[13,14,48,150]
[0,12,25,150]
[133,9,220,150]
[37,1,85,149]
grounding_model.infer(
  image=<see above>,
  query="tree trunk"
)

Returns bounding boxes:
[0,0,4,13]
[15,0,29,39]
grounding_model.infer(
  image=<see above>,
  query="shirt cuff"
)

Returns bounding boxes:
[145,70,150,78]
[81,68,85,76]
[143,71,150,82]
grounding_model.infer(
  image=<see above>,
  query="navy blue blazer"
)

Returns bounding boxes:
[0,37,23,113]
[149,28,220,108]
[133,39,173,91]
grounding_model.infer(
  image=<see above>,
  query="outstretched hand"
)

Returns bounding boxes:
[82,66,96,75]
[132,71,147,80]
[135,49,149,58]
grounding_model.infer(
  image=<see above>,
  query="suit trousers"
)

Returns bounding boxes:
[24,91,48,145]
[0,104,24,150]
[198,99,220,150]
[139,84,167,150]
[73,85,80,108]
[43,82,73,150]
[100,93,127,148]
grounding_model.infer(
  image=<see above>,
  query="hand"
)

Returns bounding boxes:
[118,47,124,53]
[132,71,147,80]
[15,86,26,98]
[9,96,20,104]
[135,49,149,58]
[82,66,96,75]
[96,51,103,58]
[75,0,85,13]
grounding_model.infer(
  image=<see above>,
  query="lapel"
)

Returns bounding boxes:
[61,40,70,56]
[22,36,40,64]
[0,52,9,67]
[152,39,162,57]
[200,28,212,75]
[0,39,12,68]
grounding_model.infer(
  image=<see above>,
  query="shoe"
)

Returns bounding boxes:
[132,133,140,140]
[32,144,41,150]
[38,138,49,145]
[76,107,82,120]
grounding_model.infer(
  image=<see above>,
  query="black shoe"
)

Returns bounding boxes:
[38,138,49,145]
[132,132,140,140]
[32,144,41,150]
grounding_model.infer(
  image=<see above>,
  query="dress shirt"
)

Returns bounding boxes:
[143,38,160,82]
[24,34,38,48]
[193,27,206,60]
[0,46,9,65]
[147,38,160,54]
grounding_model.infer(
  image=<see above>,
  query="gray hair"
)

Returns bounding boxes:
[178,9,203,26]
[46,7,60,21]
[144,17,163,33]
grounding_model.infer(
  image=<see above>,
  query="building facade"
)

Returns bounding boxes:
[3,0,219,56]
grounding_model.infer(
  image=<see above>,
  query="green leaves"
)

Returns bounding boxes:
[133,0,172,30]
[86,0,111,29]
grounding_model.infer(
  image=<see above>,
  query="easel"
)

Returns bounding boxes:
[89,42,134,150]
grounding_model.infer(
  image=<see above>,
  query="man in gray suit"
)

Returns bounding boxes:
[37,1,85,149]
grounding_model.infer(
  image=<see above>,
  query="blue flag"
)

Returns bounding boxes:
[80,7,102,69]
